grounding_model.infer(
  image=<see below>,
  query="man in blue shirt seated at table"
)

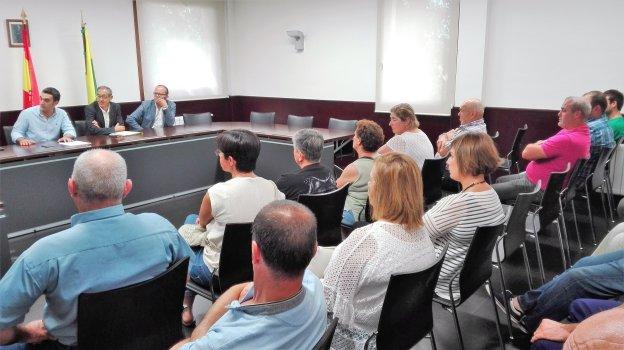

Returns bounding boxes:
[11,87,76,146]
[126,84,176,130]
[171,200,327,350]
[0,149,192,349]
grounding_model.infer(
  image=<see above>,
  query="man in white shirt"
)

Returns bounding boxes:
[84,86,125,135]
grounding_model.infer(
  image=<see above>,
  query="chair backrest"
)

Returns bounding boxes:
[328,118,356,132]
[457,224,504,300]
[3,126,13,145]
[298,185,350,246]
[375,246,447,349]
[421,157,447,205]
[538,163,571,227]
[364,197,373,223]
[250,111,275,126]
[561,159,586,204]
[490,130,500,141]
[287,115,314,129]
[502,182,541,258]
[183,112,213,126]
[507,124,528,163]
[74,120,87,137]
[218,223,254,291]
[77,257,190,350]
[312,317,339,350]
[591,147,617,189]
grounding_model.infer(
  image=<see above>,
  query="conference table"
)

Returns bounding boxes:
[0,122,354,274]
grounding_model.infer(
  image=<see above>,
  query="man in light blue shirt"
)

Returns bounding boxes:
[126,85,176,130]
[0,149,192,348]
[171,200,327,350]
[11,87,76,146]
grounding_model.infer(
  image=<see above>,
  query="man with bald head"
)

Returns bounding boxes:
[127,84,177,130]
[436,98,488,157]
[172,200,327,350]
[0,149,191,349]
[493,96,591,201]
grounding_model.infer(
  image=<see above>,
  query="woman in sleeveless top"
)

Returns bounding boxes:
[337,120,385,226]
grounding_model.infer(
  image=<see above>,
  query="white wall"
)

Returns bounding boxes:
[0,0,139,111]
[226,0,378,102]
[481,0,624,109]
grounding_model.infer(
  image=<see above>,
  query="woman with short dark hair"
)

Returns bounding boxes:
[179,129,285,325]
[423,132,505,301]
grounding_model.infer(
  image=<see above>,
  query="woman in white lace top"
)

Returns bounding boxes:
[378,103,434,168]
[323,153,437,350]
[423,133,505,301]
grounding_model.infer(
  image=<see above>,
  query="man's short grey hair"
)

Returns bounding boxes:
[97,86,112,96]
[463,98,485,119]
[293,129,324,162]
[71,149,127,202]
[564,96,591,120]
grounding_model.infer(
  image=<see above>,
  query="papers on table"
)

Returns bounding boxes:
[109,131,142,137]
[58,140,92,147]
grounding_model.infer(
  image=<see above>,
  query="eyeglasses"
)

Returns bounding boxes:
[153,92,167,97]
[96,94,111,99]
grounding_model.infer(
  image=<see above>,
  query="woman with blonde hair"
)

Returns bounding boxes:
[423,132,505,301]
[323,152,437,349]
[378,103,434,168]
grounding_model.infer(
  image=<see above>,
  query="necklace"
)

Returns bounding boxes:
[462,180,486,192]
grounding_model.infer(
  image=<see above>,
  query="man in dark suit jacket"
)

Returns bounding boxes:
[84,86,126,135]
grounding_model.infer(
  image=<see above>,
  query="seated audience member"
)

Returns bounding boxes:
[323,153,437,349]
[126,84,176,130]
[0,149,191,348]
[530,299,623,350]
[424,133,506,300]
[172,200,327,350]
[492,97,591,202]
[583,91,615,149]
[591,222,624,256]
[11,87,76,146]
[436,98,487,157]
[276,128,337,200]
[180,129,285,326]
[377,103,434,168]
[493,249,624,334]
[604,89,624,141]
[84,85,125,135]
[337,119,385,225]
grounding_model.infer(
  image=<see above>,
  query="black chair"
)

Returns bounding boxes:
[312,317,339,350]
[3,126,14,145]
[499,124,528,174]
[74,120,87,137]
[493,182,541,339]
[490,130,500,140]
[422,157,447,206]
[186,223,253,300]
[433,225,505,350]
[298,185,350,246]
[364,197,373,223]
[559,159,587,253]
[528,163,572,282]
[77,257,189,350]
[364,245,448,350]
[250,111,275,126]
[328,118,357,158]
[183,112,213,126]
[287,114,314,129]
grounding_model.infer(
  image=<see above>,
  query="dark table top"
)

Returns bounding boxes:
[0,122,353,164]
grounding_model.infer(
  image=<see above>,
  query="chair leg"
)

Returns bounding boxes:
[605,175,615,225]
[599,185,610,231]
[495,262,514,341]
[521,244,533,290]
[450,300,464,350]
[553,219,568,270]
[585,187,597,245]
[570,200,582,251]
[430,330,437,350]
[487,279,506,350]
[532,216,546,284]
[558,213,572,267]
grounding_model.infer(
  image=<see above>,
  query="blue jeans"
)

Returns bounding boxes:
[518,250,624,332]
[341,210,355,226]
[530,298,622,350]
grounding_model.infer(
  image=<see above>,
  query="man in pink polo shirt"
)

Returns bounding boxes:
[493,96,591,202]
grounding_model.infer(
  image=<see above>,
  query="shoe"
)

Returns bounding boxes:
[485,284,528,334]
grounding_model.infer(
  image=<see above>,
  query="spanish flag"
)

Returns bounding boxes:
[81,18,97,104]
[21,12,40,109]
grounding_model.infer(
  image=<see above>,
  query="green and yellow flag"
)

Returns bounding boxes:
[81,16,96,103]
